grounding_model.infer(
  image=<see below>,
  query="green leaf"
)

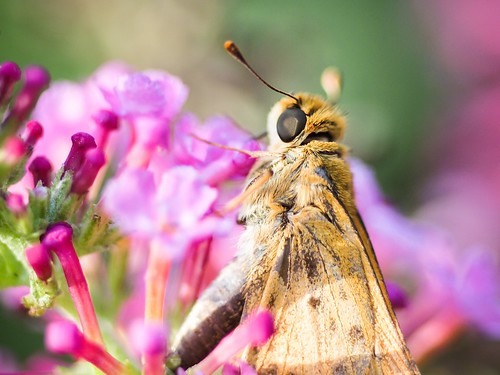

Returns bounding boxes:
[0,205,31,287]
[0,239,28,287]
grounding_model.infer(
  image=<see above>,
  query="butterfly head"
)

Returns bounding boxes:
[267,93,346,150]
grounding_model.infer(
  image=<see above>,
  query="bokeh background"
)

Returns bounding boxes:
[1,1,499,373]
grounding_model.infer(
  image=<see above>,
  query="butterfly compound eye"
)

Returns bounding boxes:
[276,107,307,143]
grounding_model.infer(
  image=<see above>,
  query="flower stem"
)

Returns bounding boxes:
[42,223,104,345]
[144,242,171,322]
[143,241,171,375]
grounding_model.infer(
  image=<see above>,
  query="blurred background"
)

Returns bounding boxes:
[1,1,499,373]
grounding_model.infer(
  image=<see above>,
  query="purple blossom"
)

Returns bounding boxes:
[172,114,264,185]
[71,148,106,194]
[103,70,188,120]
[102,168,157,234]
[102,165,224,258]
[28,156,53,187]
[42,223,103,344]
[454,247,500,337]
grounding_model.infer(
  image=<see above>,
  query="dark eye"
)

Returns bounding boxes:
[276,107,307,143]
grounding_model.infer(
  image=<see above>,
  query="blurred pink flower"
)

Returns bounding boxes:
[417,0,500,80]
[454,246,500,338]
[102,165,225,257]
[103,70,188,120]
[415,0,500,345]
[30,62,130,167]
[172,114,263,185]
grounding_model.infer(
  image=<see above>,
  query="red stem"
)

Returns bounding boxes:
[42,224,104,345]
[79,339,128,375]
[57,244,104,345]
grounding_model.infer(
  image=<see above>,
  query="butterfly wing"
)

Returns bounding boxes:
[240,162,418,374]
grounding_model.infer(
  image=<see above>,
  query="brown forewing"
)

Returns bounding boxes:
[238,144,419,374]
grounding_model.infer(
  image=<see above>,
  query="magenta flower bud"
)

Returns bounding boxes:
[196,310,274,374]
[45,319,84,354]
[23,120,44,148]
[45,320,126,375]
[63,132,97,175]
[28,156,53,187]
[42,223,103,345]
[24,65,51,91]
[131,321,167,375]
[71,148,106,194]
[9,65,50,124]
[1,136,27,165]
[26,244,52,281]
[0,61,22,105]
[94,110,119,131]
[386,281,408,309]
[6,193,26,216]
[130,321,167,356]
[92,109,119,149]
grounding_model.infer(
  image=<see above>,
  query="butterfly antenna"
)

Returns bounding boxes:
[224,40,299,104]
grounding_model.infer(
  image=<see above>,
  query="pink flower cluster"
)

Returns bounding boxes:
[0,60,272,374]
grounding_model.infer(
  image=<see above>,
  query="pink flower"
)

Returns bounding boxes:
[454,246,500,337]
[103,70,188,120]
[195,310,274,374]
[172,114,263,185]
[102,165,221,257]
[1,59,264,375]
